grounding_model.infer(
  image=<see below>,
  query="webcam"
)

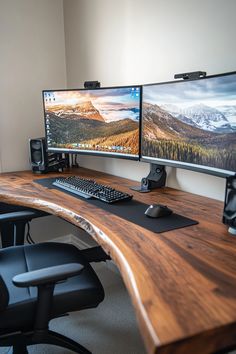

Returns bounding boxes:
[84,81,101,89]
[174,71,207,80]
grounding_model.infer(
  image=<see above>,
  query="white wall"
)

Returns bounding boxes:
[0,0,78,241]
[0,0,67,172]
[63,0,236,201]
[0,0,235,224]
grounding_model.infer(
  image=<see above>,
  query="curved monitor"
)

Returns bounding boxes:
[43,86,141,160]
[141,71,236,177]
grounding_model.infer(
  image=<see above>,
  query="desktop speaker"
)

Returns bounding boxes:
[29,138,47,173]
[223,175,236,234]
[29,138,66,173]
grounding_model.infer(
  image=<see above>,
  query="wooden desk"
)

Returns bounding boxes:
[0,168,236,354]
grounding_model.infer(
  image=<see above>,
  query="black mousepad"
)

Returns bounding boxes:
[34,178,198,233]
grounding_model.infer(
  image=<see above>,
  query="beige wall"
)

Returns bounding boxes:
[0,0,77,241]
[63,0,236,201]
[0,0,235,214]
[0,0,67,172]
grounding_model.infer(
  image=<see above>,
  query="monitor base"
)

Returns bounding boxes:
[130,164,166,193]
[130,186,150,193]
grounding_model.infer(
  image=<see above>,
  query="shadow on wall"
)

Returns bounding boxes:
[166,167,179,189]
[31,215,79,243]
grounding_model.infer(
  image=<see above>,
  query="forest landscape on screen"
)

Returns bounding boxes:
[142,73,236,173]
[44,87,141,158]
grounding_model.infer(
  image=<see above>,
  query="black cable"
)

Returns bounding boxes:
[75,154,79,167]
[26,221,35,244]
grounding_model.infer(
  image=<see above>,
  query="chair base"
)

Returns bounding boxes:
[1,329,91,354]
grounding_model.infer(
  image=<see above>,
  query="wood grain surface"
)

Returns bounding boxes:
[0,168,236,354]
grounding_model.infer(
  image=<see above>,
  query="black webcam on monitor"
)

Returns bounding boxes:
[84,81,101,89]
[174,71,207,80]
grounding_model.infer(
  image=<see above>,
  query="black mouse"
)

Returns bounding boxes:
[144,204,173,218]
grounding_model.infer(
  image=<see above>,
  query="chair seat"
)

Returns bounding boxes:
[0,242,104,332]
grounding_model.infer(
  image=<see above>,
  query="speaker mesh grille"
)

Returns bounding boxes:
[30,138,45,167]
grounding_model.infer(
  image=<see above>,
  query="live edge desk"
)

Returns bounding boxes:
[0,169,236,354]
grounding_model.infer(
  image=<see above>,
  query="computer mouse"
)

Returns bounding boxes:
[144,204,173,218]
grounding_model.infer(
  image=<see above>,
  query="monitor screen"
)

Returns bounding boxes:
[141,72,236,177]
[43,86,141,160]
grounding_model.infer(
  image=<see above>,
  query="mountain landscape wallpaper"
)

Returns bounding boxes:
[142,73,236,172]
[44,87,140,157]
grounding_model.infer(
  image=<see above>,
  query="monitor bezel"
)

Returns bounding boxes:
[141,71,236,178]
[43,85,142,161]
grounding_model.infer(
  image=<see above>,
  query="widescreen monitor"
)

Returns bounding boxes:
[141,72,236,177]
[43,86,141,160]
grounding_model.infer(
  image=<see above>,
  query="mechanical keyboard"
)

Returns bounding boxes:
[53,176,133,203]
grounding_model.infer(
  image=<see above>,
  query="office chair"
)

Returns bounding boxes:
[0,242,105,354]
[0,202,111,263]
[0,202,49,247]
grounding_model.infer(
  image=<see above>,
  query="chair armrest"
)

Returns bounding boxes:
[12,263,84,287]
[0,211,39,223]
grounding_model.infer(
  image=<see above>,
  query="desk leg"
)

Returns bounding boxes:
[14,222,26,246]
[0,223,14,248]
[0,222,26,248]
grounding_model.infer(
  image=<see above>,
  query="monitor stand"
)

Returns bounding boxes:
[130,164,166,193]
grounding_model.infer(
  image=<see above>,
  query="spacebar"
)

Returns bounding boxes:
[52,182,92,199]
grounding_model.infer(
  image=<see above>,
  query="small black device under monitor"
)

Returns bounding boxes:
[34,177,198,233]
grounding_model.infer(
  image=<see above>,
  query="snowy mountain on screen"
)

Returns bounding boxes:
[216,105,236,127]
[161,103,234,133]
